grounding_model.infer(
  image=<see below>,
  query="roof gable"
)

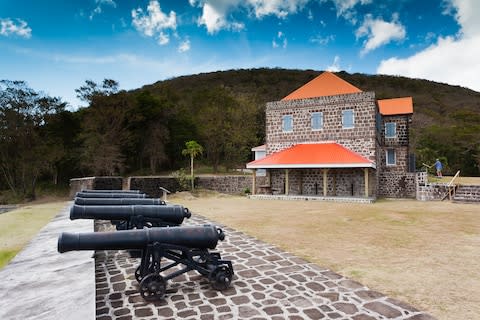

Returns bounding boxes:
[282,72,363,101]
[246,143,375,169]
[378,97,413,115]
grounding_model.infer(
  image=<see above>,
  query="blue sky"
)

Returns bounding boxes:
[1,0,478,109]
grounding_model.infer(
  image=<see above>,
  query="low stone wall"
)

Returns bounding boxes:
[127,175,255,197]
[197,175,252,194]
[127,176,180,198]
[416,184,448,201]
[69,177,123,198]
[378,172,416,198]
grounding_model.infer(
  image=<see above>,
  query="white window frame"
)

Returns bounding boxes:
[342,109,354,129]
[311,112,323,131]
[386,149,396,166]
[385,122,397,138]
[282,114,293,132]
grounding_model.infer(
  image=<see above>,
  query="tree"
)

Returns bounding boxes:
[0,80,66,198]
[76,79,133,176]
[182,140,203,191]
[195,87,258,172]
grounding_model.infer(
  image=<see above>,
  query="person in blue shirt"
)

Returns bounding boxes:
[434,159,443,177]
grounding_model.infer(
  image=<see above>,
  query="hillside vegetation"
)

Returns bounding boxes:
[1,69,479,200]
[140,68,480,175]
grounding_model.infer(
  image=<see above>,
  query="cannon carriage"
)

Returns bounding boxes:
[58,225,234,300]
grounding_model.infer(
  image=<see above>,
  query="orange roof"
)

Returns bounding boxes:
[246,143,375,169]
[378,97,413,115]
[282,72,362,101]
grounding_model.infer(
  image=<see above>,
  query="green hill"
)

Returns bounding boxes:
[134,68,480,175]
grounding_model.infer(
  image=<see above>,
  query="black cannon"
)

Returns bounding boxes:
[58,225,234,300]
[75,192,147,198]
[81,189,142,194]
[74,197,166,206]
[70,204,191,230]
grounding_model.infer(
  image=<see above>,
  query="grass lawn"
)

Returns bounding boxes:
[427,175,480,185]
[170,193,480,320]
[0,201,68,269]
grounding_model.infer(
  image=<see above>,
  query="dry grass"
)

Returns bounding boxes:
[0,201,68,269]
[428,175,480,185]
[170,193,480,320]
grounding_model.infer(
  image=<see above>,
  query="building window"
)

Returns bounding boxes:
[342,109,354,128]
[386,149,396,166]
[282,115,293,132]
[385,122,396,138]
[311,112,323,130]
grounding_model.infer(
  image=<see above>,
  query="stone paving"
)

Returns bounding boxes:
[95,215,436,320]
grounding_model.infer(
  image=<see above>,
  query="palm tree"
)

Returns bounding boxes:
[182,140,203,191]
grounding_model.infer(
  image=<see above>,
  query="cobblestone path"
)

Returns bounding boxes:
[95,215,436,320]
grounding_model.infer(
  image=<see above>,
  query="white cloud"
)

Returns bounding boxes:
[356,14,406,55]
[248,0,309,19]
[190,0,308,34]
[326,55,341,72]
[329,0,372,24]
[157,32,169,45]
[132,0,176,44]
[0,18,32,38]
[178,39,191,52]
[310,34,335,45]
[90,0,117,20]
[272,30,287,49]
[377,0,480,92]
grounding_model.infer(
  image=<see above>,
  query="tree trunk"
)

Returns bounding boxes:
[190,155,194,191]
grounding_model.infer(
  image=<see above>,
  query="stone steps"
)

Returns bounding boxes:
[453,185,480,203]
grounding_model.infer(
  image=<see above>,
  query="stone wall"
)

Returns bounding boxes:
[69,176,123,198]
[128,175,255,197]
[197,175,252,194]
[378,172,416,198]
[416,184,448,201]
[265,92,377,162]
[128,176,180,198]
[377,114,412,174]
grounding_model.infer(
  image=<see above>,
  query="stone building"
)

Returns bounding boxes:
[246,72,415,199]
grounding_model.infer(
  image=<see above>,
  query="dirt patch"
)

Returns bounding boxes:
[169,194,480,320]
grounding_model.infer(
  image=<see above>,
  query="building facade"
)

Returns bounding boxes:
[247,72,415,199]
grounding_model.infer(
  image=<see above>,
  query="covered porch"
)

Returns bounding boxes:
[246,143,377,202]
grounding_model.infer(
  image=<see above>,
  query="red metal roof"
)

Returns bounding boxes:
[246,143,375,169]
[282,72,362,101]
[378,97,413,115]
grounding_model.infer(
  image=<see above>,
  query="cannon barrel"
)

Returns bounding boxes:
[81,189,142,194]
[74,198,166,206]
[58,225,224,253]
[70,204,191,223]
[75,192,147,198]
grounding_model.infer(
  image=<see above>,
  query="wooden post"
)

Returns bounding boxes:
[323,169,328,197]
[252,169,257,195]
[364,168,369,198]
[299,170,303,195]
[285,169,289,195]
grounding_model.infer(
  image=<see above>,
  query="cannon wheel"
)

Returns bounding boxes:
[135,265,155,283]
[209,265,232,291]
[139,274,167,301]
